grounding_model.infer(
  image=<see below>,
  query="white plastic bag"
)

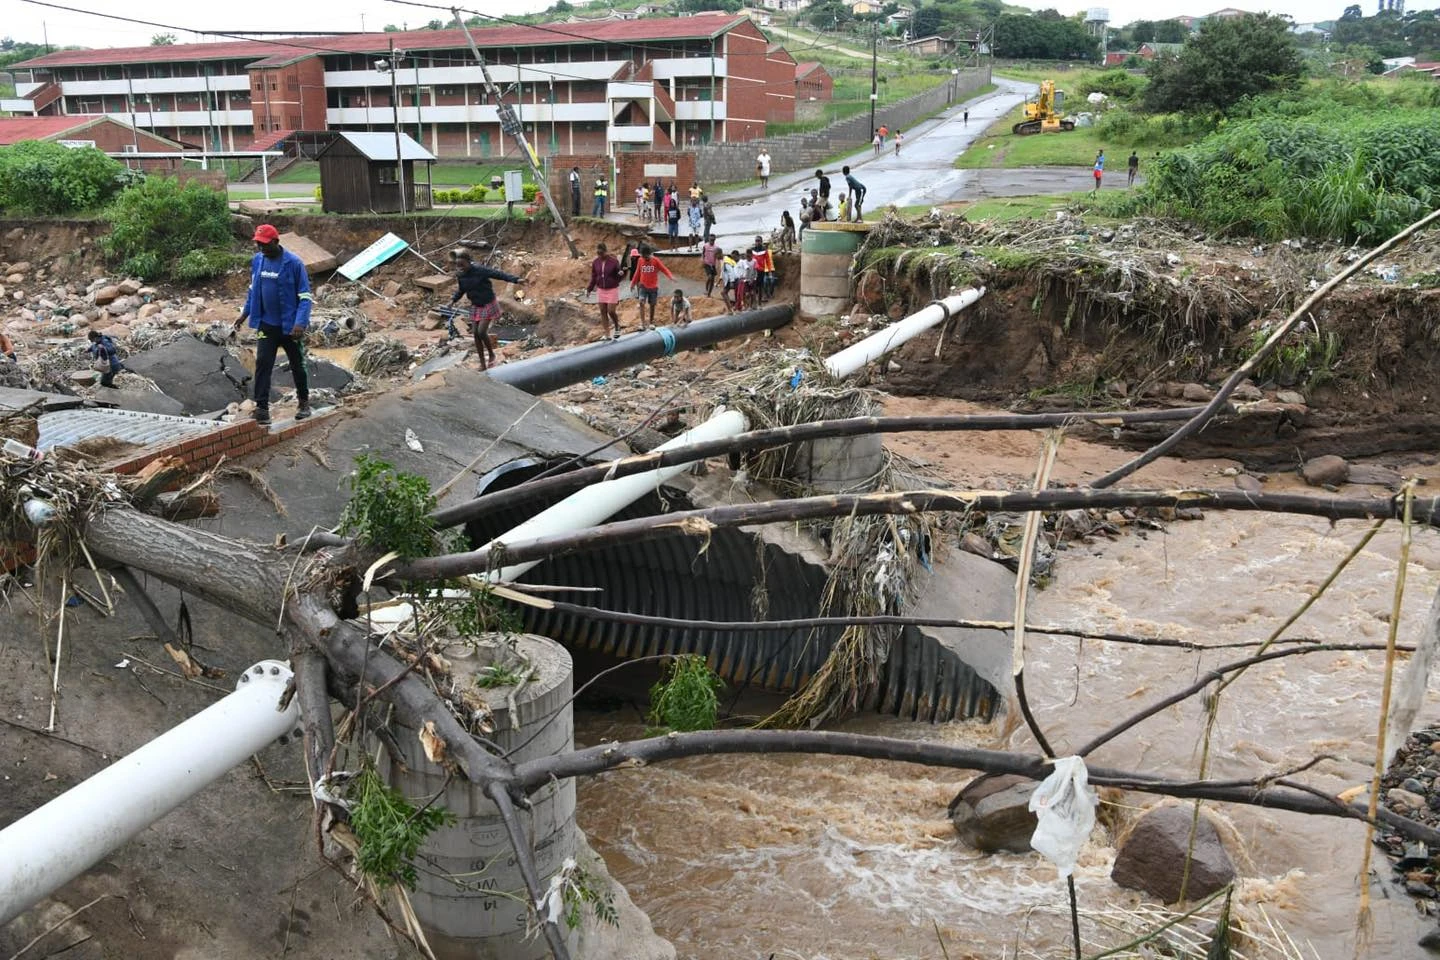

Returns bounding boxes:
[1028,755,1098,878]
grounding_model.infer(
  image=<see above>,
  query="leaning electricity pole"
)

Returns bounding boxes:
[453,8,581,258]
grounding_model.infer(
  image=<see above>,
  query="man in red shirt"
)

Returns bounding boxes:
[629,243,674,331]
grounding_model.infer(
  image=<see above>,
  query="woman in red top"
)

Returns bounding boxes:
[629,243,674,331]
[586,243,624,340]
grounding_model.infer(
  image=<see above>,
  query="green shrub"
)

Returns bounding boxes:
[646,655,722,733]
[1095,109,1214,147]
[1075,69,1145,104]
[338,453,437,559]
[0,141,126,214]
[104,176,233,280]
[462,184,488,203]
[1135,111,1440,242]
[522,183,539,202]
[174,248,244,283]
[313,185,323,203]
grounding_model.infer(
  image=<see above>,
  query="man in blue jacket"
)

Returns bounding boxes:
[233,224,313,424]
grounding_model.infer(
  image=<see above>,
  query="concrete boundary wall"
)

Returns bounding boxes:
[694,66,991,185]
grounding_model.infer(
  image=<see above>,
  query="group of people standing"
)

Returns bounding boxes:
[638,182,717,249]
[799,166,868,235]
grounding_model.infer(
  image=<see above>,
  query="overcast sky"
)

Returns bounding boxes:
[6,0,1346,50]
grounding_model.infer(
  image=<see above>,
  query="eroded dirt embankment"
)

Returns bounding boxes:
[842,214,1440,468]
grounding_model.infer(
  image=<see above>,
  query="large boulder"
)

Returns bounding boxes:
[948,774,1037,854]
[1300,454,1349,488]
[1111,803,1235,904]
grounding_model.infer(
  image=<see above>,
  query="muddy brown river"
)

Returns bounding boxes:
[575,505,1440,959]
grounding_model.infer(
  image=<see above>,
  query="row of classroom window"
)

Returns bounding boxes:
[21,42,722,83]
[64,82,719,116]
[144,122,723,153]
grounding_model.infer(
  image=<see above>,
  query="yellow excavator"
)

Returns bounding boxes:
[1012,80,1076,136]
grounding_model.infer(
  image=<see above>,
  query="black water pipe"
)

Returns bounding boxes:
[489,304,793,395]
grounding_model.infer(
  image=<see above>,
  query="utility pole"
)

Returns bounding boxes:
[452,7,580,259]
[868,22,878,140]
[385,39,407,215]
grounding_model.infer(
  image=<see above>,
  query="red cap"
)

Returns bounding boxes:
[252,224,280,243]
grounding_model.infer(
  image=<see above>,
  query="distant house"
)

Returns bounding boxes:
[0,114,186,171]
[633,3,669,15]
[1392,60,1440,78]
[1291,21,1333,39]
[849,0,883,15]
[1103,51,1135,66]
[315,131,436,214]
[1204,7,1249,17]
[760,0,811,8]
[795,61,834,101]
[887,3,915,23]
[1174,15,1198,28]
[902,35,956,56]
[1138,42,1184,59]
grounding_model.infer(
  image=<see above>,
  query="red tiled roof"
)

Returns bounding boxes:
[795,61,826,78]
[0,114,109,144]
[14,14,748,70]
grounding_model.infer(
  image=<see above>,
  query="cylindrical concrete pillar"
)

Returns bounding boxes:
[799,225,862,318]
[380,634,576,960]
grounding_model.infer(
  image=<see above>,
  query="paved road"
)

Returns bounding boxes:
[705,78,1031,248]
[603,78,1143,252]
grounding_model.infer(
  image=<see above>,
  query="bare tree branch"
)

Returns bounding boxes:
[509,728,1440,845]
[430,407,1222,530]
[394,487,1438,584]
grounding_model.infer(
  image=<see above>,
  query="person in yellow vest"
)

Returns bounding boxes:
[592,176,608,217]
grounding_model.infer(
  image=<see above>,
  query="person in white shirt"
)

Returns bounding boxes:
[756,149,772,188]
[568,167,581,217]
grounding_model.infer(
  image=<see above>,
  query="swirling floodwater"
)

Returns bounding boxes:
[575,509,1440,959]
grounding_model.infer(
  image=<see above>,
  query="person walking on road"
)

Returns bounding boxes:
[963,110,969,125]
[878,124,888,147]
[1127,151,1139,188]
[586,242,624,340]
[894,130,904,156]
[1093,150,1105,192]
[872,130,882,154]
[233,223,312,423]
[629,243,674,330]
[756,149,772,188]
[842,165,866,222]
[569,167,581,217]
[450,250,524,371]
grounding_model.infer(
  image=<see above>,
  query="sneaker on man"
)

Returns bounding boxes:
[254,407,271,425]
[295,402,313,421]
